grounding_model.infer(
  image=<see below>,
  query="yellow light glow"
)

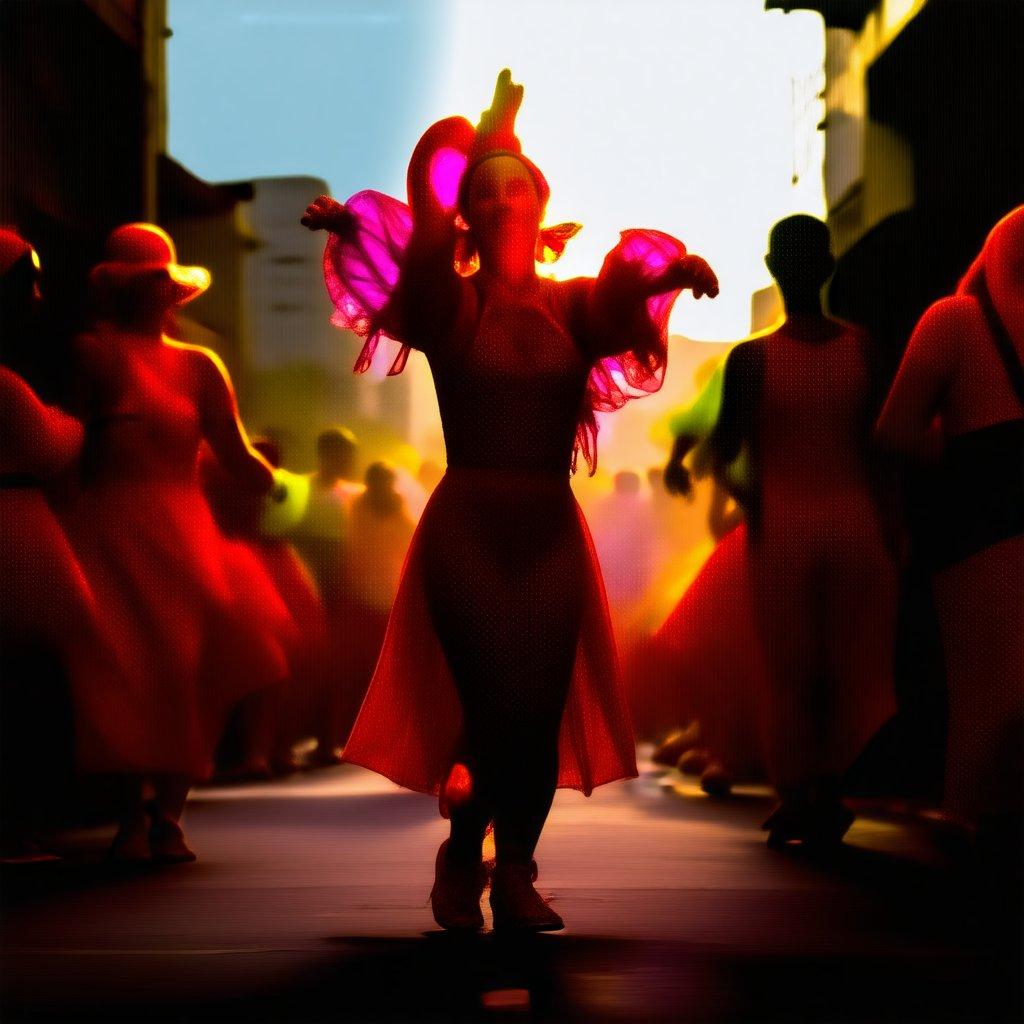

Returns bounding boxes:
[435,0,825,342]
[404,1,826,474]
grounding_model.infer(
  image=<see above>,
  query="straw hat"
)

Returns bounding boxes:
[90,223,210,305]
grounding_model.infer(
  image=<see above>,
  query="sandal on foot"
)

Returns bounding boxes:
[430,840,488,930]
[489,861,564,932]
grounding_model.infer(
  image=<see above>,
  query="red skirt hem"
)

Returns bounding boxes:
[342,494,639,798]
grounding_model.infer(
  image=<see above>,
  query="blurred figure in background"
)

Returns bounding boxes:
[63,224,282,863]
[590,470,657,646]
[876,206,1023,857]
[714,216,896,847]
[293,426,362,603]
[0,229,97,861]
[340,461,417,736]
[199,441,302,780]
[291,426,364,766]
[250,439,332,774]
[650,354,765,796]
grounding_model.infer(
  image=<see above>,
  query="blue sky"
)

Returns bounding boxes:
[168,0,449,198]
[168,0,825,340]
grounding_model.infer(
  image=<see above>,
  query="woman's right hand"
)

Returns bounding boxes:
[301,195,356,237]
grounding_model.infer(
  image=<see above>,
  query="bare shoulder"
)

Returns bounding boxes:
[919,295,978,333]
[911,295,983,357]
[165,338,232,389]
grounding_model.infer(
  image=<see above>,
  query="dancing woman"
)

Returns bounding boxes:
[303,70,717,930]
[66,224,289,862]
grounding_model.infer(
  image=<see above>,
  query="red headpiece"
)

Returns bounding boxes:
[451,70,580,269]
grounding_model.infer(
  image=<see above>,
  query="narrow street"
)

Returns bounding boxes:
[3,757,1017,1023]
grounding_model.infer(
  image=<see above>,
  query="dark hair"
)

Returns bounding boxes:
[316,426,357,457]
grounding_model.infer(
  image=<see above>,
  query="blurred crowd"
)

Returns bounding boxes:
[1,206,1021,887]
[0,224,422,864]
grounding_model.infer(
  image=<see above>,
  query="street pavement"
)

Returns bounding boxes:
[1,758,1019,1023]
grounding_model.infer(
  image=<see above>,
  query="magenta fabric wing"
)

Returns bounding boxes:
[323,190,414,375]
[575,228,687,474]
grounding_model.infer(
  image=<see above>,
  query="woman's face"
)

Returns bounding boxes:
[464,156,541,248]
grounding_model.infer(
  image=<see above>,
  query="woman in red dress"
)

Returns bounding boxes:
[876,206,1024,839]
[65,224,285,863]
[303,71,718,930]
[0,230,102,860]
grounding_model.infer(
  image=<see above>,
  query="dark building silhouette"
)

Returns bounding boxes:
[767,0,1024,364]
[1,0,168,341]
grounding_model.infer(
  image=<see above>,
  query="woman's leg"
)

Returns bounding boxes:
[109,773,149,861]
[423,490,582,869]
[149,773,196,862]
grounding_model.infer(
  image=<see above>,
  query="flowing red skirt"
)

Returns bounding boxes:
[648,523,767,777]
[342,477,638,797]
[66,481,290,778]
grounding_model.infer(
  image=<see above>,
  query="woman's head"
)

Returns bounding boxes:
[459,154,544,268]
[90,224,209,329]
[363,460,403,516]
[765,215,834,300]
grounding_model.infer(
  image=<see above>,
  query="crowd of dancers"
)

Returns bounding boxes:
[645,208,1023,861]
[1,69,1020,933]
[0,223,418,862]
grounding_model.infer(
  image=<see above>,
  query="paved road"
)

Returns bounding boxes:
[1,761,1018,1022]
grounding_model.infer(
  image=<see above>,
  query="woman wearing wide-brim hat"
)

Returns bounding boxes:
[63,223,291,863]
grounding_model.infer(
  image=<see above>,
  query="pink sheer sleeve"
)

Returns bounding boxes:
[573,229,688,474]
[323,190,414,375]
[322,117,475,377]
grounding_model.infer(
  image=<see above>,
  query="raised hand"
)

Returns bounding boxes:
[670,254,719,300]
[477,68,524,137]
[301,195,356,237]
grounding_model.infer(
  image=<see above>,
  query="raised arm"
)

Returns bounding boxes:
[385,116,478,347]
[192,348,274,495]
[302,117,476,357]
[585,242,719,361]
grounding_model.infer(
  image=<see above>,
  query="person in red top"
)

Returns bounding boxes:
[303,70,717,930]
[0,229,99,861]
[713,215,897,848]
[876,206,1024,839]
[64,224,282,863]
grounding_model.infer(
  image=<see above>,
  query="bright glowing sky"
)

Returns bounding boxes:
[168,0,825,341]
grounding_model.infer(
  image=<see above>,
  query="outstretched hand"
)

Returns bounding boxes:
[301,195,356,237]
[663,458,694,499]
[477,68,524,136]
[673,254,719,300]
